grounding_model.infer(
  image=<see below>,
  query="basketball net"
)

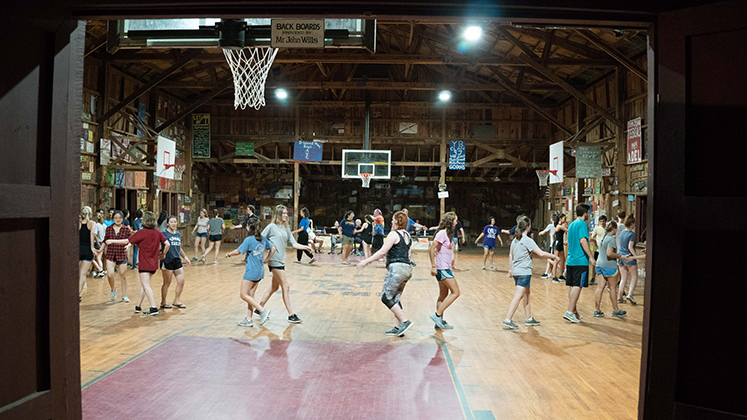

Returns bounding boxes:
[361,173,372,188]
[536,170,557,187]
[223,47,279,110]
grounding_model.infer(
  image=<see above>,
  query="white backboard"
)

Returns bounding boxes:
[549,141,564,184]
[157,136,176,180]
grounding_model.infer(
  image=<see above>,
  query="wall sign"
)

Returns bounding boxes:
[236,142,255,156]
[575,145,603,178]
[627,117,642,164]
[192,113,211,159]
[271,19,325,49]
[449,141,466,170]
[293,141,323,162]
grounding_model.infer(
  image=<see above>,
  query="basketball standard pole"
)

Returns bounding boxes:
[364,92,371,150]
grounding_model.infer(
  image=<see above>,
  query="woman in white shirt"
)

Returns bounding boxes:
[191,208,209,262]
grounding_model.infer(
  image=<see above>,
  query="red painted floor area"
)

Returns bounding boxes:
[82,336,464,419]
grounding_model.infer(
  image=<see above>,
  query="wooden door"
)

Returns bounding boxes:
[642,2,747,419]
[0,17,84,420]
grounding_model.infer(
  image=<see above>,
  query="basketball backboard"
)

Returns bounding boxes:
[549,141,564,184]
[156,136,176,180]
[342,150,391,180]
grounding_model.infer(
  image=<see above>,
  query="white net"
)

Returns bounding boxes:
[223,47,279,110]
[536,170,551,187]
[361,174,372,188]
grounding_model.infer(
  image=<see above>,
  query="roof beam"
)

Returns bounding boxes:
[155,80,232,132]
[574,29,648,82]
[98,49,201,124]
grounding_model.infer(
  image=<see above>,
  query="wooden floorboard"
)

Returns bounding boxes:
[80,245,643,419]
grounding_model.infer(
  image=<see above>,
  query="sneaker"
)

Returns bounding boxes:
[397,320,413,337]
[259,309,271,325]
[213,260,218,264]
[134,306,141,313]
[142,307,159,316]
[254,309,261,316]
[559,275,566,280]
[612,309,627,317]
[411,261,417,267]
[430,313,446,329]
[288,314,303,324]
[563,311,580,323]
[489,265,496,270]
[441,320,454,329]
[594,310,605,317]
[617,298,626,304]
[502,319,519,330]
[525,317,541,326]
[191,257,198,262]
[575,311,583,320]
[482,265,486,270]
[626,295,637,305]
[385,326,400,336]
[237,317,253,327]
[110,289,117,301]
[541,273,549,279]
[552,277,560,283]
[122,295,130,303]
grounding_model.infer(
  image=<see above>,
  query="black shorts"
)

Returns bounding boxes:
[163,259,183,271]
[565,265,590,288]
[594,251,599,261]
[138,269,156,274]
[268,265,285,271]
[554,242,564,252]
[209,234,222,242]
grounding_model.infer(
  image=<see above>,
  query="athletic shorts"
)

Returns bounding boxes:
[620,256,637,267]
[342,236,354,246]
[196,232,207,238]
[110,258,128,266]
[381,263,413,309]
[268,265,285,271]
[483,245,495,250]
[565,265,589,288]
[138,269,156,274]
[163,259,183,271]
[595,267,618,278]
[243,278,262,283]
[554,241,564,252]
[513,275,531,288]
[209,234,222,242]
[435,269,454,282]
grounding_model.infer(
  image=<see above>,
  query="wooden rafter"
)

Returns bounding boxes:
[574,29,648,82]
[155,80,232,132]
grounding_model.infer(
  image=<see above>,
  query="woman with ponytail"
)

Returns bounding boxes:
[428,212,461,329]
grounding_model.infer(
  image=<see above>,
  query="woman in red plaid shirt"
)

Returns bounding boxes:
[101,211,132,303]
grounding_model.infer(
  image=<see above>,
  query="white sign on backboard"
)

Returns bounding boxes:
[549,141,564,184]
[156,136,176,180]
[271,19,325,49]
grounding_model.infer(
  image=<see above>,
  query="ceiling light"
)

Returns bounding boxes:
[438,90,452,102]
[464,26,483,42]
[275,89,288,99]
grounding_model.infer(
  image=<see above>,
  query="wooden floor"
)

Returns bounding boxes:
[79,245,643,419]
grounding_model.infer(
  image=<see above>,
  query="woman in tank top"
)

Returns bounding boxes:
[357,211,414,337]
[428,212,461,330]
[191,209,209,261]
[79,207,96,300]
[358,214,374,259]
[551,213,568,283]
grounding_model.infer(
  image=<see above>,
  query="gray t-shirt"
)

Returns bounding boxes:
[596,235,618,269]
[208,218,224,235]
[510,235,538,276]
[261,223,298,267]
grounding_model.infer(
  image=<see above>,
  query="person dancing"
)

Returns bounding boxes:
[503,216,558,329]
[191,208,209,262]
[593,222,628,318]
[227,217,274,327]
[101,210,132,302]
[292,207,316,264]
[357,211,414,337]
[160,216,191,309]
[202,210,225,264]
[551,213,568,283]
[78,207,97,300]
[339,210,356,264]
[428,212,462,329]
[474,216,502,270]
[257,205,313,324]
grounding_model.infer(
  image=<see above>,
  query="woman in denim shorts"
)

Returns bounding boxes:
[503,216,558,330]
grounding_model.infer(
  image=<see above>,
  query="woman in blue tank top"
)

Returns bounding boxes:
[357,210,414,337]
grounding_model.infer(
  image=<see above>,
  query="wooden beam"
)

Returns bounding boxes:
[98,49,201,124]
[499,28,625,130]
[509,27,607,59]
[574,29,648,82]
[155,80,232,133]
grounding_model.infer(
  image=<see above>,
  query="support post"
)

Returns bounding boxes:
[293,107,301,230]
[440,109,446,217]
[364,91,371,149]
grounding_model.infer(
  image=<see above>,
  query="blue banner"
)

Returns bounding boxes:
[293,141,323,162]
[449,141,466,170]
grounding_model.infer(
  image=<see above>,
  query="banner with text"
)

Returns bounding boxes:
[192,113,211,158]
[449,141,466,170]
[271,19,325,49]
[294,141,323,162]
[627,117,642,164]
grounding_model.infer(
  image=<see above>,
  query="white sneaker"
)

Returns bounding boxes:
[213,260,218,264]
[110,289,117,301]
[489,265,496,270]
[237,317,253,327]
[259,309,271,325]
[83,281,87,288]
[122,295,130,303]
[482,265,486,270]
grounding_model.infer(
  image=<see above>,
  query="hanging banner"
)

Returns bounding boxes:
[192,113,211,158]
[293,141,323,162]
[449,141,466,170]
[627,117,642,164]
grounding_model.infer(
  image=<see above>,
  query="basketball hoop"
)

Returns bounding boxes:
[361,173,372,188]
[174,164,186,181]
[536,169,558,187]
[223,47,279,110]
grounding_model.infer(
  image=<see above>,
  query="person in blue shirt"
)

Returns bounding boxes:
[338,210,357,264]
[131,209,143,269]
[474,216,503,270]
[291,207,315,263]
[563,204,595,324]
[226,217,275,327]
[160,216,191,309]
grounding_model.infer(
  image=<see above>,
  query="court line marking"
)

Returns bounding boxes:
[431,334,474,420]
